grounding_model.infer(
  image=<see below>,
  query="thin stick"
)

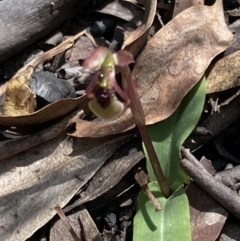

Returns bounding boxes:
[181,147,240,220]
[135,166,161,211]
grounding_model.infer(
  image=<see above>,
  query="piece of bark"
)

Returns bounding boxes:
[0,0,83,63]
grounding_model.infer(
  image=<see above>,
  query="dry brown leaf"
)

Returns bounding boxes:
[187,182,228,241]
[122,0,157,49]
[3,66,36,116]
[173,0,204,17]
[0,95,86,127]
[0,132,131,241]
[71,0,233,138]
[206,50,240,94]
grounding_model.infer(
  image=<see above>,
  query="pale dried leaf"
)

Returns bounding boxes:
[3,66,36,116]
[72,0,233,138]
[0,133,131,241]
[206,50,240,93]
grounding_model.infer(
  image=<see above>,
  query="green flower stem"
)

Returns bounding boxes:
[121,66,171,198]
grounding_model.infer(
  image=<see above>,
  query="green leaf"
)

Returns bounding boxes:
[144,77,206,190]
[133,182,191,241]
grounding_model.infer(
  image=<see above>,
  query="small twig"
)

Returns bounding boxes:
[181,147,240,220]
[135,166,161,211]
[122,66,171,198]
[55,205,81,241]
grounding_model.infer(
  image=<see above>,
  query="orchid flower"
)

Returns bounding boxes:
[83,47,134,119]
[83,46,171,199]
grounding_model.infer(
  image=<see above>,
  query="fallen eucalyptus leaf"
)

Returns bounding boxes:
[206,50,240,93]
[71,0,232,138]
[0,95,86,127]
[0,132,131,241]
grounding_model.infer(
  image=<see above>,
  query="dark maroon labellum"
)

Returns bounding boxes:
[94,85,114,109]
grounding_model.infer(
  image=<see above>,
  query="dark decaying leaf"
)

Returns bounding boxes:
[71,0,233,138]
[0,132,131,241]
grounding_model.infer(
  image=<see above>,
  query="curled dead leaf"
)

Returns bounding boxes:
[0,95,86,127]
[3,66,36,116]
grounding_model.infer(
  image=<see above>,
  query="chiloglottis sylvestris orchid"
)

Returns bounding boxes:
[83,47,134,119]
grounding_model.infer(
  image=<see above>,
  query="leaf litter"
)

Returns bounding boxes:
[1,0,240,240]
[0,132,132,241]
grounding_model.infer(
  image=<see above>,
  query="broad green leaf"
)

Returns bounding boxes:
[144,77,205,190]
[133,182,191,241]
